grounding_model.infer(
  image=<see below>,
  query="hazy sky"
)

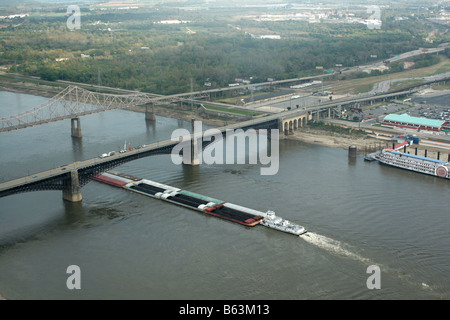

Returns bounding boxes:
[0,0,440,9]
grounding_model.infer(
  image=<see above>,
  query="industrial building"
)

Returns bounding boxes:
[381,113,450,133]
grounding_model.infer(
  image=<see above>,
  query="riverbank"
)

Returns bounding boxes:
[286,126,388,153]
[0,81,61,98]
[286,126,450,162]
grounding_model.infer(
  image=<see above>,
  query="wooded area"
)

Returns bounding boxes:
[0,3,448,94]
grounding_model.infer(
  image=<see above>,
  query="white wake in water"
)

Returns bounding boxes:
[301,232,373,264]
[300,232,435,293]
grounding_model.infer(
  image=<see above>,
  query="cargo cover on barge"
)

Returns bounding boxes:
[93,172,307,235]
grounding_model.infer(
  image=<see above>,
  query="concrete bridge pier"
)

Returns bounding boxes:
[71,118,82,138]
[190,119,200,165]
[312,111,320,123]
[145,104,156,121]
[63,170,83,202]
[190,140,200,165]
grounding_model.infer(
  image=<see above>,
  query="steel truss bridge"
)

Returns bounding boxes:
[0,85,210,133]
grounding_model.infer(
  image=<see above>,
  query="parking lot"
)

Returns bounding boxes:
[363,91,450,121]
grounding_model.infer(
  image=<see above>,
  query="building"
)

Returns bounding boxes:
[381,113,448,133]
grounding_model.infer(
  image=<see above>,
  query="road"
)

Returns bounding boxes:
[341,46,449,76]
[238,45,450,113]
[0,138,176,194]
[0,115,281,195]
[369,71,450,95]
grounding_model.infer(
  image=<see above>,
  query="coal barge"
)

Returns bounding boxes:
[93,172,263,227]
[93,171,307,235]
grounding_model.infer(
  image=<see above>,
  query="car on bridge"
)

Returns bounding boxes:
[99,151,116,158]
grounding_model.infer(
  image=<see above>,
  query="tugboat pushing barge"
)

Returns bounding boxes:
[260,211,306,236]
[93,172,307,236]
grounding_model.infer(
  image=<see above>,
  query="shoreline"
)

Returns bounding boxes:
[287,128,450,161]
[0,81,63,99]
[285,128,387,153]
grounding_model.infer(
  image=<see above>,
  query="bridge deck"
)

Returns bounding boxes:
[0,115,281,196]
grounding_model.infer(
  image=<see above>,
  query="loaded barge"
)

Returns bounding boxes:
[93,171,307,235]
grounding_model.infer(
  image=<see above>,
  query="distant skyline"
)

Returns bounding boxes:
[0,0,443,5]
[0,0,445,15]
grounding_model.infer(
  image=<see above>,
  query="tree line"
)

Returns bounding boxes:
[0,8,446,94]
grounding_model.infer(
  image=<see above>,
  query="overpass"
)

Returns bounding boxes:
[278,87,425,133]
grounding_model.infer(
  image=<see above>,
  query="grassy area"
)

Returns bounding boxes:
[432,57,450,75]
[432,82,450,91]
[306,121,367,136]
[203,104,261,116]
[332,55,450,95]
[216,89,280,105]
[353,83,375,94]
[389,79,426,91]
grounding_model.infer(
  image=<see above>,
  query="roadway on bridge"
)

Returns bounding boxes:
[0,115,281,195]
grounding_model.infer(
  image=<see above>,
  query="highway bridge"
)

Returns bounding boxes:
[0,116,280,202]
